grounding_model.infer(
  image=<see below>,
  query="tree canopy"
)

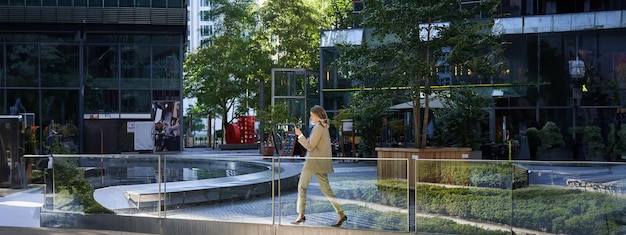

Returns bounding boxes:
[184,0,354,138]
[334,0,503,148]
[184,0,271,140]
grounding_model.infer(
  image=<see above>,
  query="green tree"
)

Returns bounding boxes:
[432,86,490,150]
[183,105,208,135]
[334,0,502,148]
[260,0,321,69]
[256,103,298,133]
[318,0,354,30]
[346,90,392,156]
[184,0,271,142]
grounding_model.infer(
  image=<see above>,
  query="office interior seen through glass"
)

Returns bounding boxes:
[320,21,626,161]
[0,32,184,154]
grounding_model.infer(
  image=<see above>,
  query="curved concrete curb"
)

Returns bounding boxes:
[94,158,301,211]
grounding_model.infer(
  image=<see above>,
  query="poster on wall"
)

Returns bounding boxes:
[152,101,181,151]
[134,121,154,151]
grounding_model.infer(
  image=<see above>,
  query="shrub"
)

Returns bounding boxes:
[53,158,113,214]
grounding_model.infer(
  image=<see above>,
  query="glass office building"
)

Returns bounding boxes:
[320,1,626,160]
[0,0,186,153]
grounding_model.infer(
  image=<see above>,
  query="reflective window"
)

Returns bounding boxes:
[200,25,213,36]
[89,0,103,7]
[7,89,38,115]
[42,0,55,6]
[41,90,80,136]
[58,0,70,6]
[0,90,4,114]
[104,0,117,7]
[41,33,75,42]
[10,0,24,6]
[6,44,39,87]
[273,70,306,97]
[26,0,40,6]
[153,90,179,101]
[121,45,151,89]
[122,90,151,113]
[152,35,179,45]
[152,46,180,89]
[0,45,4,87]
[136,0,149,7]
[84,88,119,113]
[200,11,211,21]
[126,35,151,44]
[152,0,164,7]
[120,0,132,7]
[74,0,86,6]
[168,0,181,8]
[86,34,120,44]
[5,33,38,42]
[41,44,79,87]
[86,45,119,88]
[598,29,626,106]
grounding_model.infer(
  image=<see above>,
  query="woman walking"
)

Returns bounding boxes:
[291,105,347,227]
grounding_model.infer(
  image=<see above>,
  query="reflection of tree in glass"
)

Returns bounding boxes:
[41,44,76,86]
[7,44,37,86]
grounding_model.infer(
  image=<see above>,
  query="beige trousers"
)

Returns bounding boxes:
[296,170,343,214]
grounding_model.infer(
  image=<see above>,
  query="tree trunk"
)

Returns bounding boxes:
[413,95,421,148]
[221,105,228,145]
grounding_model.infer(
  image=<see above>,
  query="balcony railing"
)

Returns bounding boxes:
[21,154,626,234]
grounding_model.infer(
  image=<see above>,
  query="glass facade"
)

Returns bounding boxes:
[271,69,320,127]
[0,31,184,153]
[1,0,184,8]
[320,24,626,160]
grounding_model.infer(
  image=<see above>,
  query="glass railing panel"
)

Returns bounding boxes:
[4,155,49,227]
[512,160,626,234]
[158,154,277,224]
[277,157,410,233]
[415,159,515,235]
[49,154,161,220]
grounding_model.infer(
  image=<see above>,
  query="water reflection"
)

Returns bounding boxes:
[181,168,241,181]
[85,159,269,187]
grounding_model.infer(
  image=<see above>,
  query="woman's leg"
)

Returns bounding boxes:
[297,170,314,215]
[315,173,344,214]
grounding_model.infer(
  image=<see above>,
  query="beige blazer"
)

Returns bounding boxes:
[297,123,334,174]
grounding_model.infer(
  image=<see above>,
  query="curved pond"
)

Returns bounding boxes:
[89,156,301,210]
[79,158,272,187]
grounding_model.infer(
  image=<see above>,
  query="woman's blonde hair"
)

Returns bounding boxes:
[310,105,329,127]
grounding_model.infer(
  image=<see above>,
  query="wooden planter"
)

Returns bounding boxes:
[376,147,471,188]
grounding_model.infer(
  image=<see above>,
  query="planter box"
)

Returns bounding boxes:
[376,147,471,188]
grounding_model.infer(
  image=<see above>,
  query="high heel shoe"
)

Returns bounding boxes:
[331,215,348,227]
[290,216,306,225]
